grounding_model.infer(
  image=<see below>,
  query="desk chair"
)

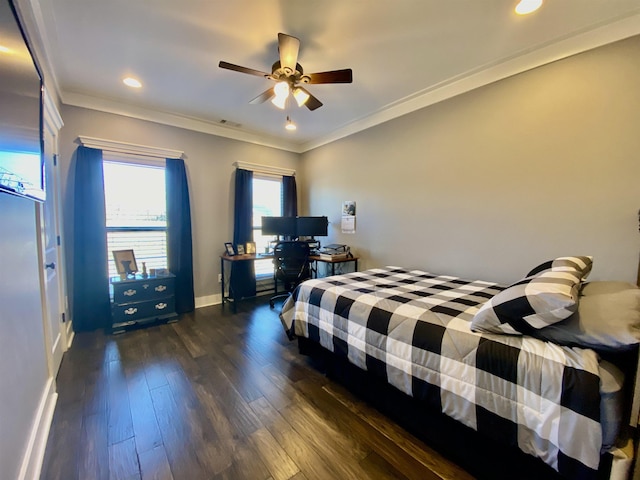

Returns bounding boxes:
[269,241,312,308]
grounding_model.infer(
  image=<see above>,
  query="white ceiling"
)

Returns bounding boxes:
[27,0,640,152]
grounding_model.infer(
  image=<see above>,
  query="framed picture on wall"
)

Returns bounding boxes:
[224,242,235,256]
[113,249,138,275]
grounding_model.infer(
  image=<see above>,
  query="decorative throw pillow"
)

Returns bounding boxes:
[531,289,640,351]
[526,255,593,280]
[470,269,582,335]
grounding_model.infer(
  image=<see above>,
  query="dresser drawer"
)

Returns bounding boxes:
[112,296,176,325]
[113,277,174,304]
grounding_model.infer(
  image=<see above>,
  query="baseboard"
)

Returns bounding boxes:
[194,290,272,310]
[17,377,58,480]
[195,293,222,309]
[64,320,74,350]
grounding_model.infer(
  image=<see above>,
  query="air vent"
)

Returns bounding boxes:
[219,119,242,128]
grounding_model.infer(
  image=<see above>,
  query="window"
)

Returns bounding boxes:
[252,175,282,276]
[103,161,167,277]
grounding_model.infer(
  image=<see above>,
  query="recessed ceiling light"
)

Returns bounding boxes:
[515,0,543,15]
[123,77,142,88]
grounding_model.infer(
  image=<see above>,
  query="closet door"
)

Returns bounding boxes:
[37,91,67,377]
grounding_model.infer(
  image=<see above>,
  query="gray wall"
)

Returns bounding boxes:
[57,106,300,310]
[0,194,49,480]
[300,35,640,285]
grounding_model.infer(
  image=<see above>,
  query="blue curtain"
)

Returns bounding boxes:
[166,158,195,313]
[230,168,256,299]
[283,175,298,217]
[72,146,111,332]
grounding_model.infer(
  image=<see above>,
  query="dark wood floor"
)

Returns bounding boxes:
[40,297,474,480]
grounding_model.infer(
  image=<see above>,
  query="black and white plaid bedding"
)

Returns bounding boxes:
[280,266,603,479]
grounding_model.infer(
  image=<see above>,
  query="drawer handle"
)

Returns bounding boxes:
[124,307,138,315]
[155,285,167,292]
[123,289,136,296]
[155,303,167,310]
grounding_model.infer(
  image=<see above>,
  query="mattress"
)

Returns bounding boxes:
[280,266,615,479]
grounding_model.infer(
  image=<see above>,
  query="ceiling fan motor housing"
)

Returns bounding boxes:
[270,61,311,84]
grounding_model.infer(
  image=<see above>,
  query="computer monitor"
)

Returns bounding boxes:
[296,216,328,237]
[261,216,297,237]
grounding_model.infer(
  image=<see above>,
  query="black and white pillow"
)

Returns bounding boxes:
[470,268,584,335]
[525,255,593,279]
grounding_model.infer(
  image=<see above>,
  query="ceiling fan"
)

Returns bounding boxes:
[218,33,352,111]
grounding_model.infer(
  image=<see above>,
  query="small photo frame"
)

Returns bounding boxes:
[245,242,256,254]
[113,249,138,275]
[224,242,235,256]
[236,244,245,255]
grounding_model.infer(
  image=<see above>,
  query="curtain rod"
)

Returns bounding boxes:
[77,136,185,159]
[234,161,295,176]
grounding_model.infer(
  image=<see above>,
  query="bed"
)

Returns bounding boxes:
[280,258,640,480]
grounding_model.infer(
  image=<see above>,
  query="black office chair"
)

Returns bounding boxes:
[269,240,312,308]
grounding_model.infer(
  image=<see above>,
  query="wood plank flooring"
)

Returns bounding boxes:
[40,298,474,480]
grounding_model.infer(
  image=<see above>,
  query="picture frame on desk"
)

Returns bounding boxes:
[224,242,235,256]
[245,242,256,254]
[236,244,245,255]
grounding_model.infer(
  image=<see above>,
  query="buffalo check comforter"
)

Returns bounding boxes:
[280,266,603,479]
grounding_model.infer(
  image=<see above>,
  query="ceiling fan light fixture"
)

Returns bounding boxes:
[271,81,290,109]
[219,33,352,112]
[293,87,310,107]
[515,0,542,15]
[285,116,297,131]
[271,95,287,110]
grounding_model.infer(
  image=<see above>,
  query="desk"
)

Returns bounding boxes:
[310,255,359,277]
[220,253,273,309]
[220,253,360,310]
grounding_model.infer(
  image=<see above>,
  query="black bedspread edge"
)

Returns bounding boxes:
[297,336,617,480]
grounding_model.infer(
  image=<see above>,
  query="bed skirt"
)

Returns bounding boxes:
[297,337,634,480]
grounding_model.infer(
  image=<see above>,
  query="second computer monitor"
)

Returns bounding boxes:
[296,216,328,237]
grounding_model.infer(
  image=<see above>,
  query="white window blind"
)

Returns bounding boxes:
[252,175,282,276]
[103,161,168,277]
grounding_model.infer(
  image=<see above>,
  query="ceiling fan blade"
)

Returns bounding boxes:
[278,33,300,73]
[307,69,353,84]
[249,88,275,104]
[218,61,270,78]
[300,88,323,111]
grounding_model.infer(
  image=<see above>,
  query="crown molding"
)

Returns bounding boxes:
[63,92,304,154]
[301,11,640,153]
